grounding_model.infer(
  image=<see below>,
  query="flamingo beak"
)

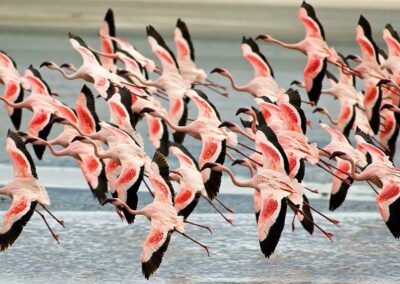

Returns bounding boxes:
[51,116,67,124]
[376,79,392,87]
[255,35,268,41]
[235,108,250,116]
[290,80,302,86]
[200,162,218,171]
[313,107,325,114]
[17,131,29,137]
[380,103,394,111]
[40,61,52,68]
[139,107,156,115]
[101,198,116,206]
[71,136,85,143]
[329,151,346,160]
[210,68,223,74]
[231,159,245,166]
[60,63,72,69]
[24,138,38,145]
[170,170,182,177]
[218,121,235,128]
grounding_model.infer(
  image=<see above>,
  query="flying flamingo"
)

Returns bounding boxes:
[211,37,284,101]
[0,130,63,251]
[102,151,209,279]
[99,8,117,71]
[0,50,24,129]
[257,1,343,105]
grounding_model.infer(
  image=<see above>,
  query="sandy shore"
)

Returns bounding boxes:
[1,0,399,40]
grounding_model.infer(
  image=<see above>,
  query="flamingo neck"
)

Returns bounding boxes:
[53,65,81,80]
[268,38,300,51]
[322,111,338,125]
[119,202,145,215]
[224,72,248,92]
[0,96,27,109]
[220,165,253,188]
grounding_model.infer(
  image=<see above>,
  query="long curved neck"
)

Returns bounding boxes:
[119,201,145,215]
[267,37,301,51]
[128,72,162,89]
[0,96,28,109]
[219,165,253,188]
[223,72,248,92]
[51,64,81,80]
[82,139,111,159]
[321,111,338,125]
[232,125,255,141]
[161,114,192,133]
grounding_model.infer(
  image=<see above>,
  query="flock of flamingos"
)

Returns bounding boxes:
[1,1,400,279]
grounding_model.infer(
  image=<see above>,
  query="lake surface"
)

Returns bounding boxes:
[0,2,400,282]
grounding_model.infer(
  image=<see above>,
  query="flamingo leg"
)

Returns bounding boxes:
[291,213,296,232]
[227,146,262,167]
[40,204,65,228]
[143,179,155,197]
[35,210,60,243]
[174,230,210,256]
[316,163,351,185]
[201,195,233,224]
[226,152,236,162]
[205,78,227,90]
[238,142,261,154]
[215,197,235,213]
[305,186,319,194]
[184,220,212,234]
[302,201,340,226]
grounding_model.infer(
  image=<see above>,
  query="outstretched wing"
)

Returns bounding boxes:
[0,195,37,251]
[141,221,172,279]
[299,1,325,40]
[76,85,100,134]
[174,19,195,63]
[376,182,400,238]
[28,108,54,160]
[329,158,353,211]
[363,80,382,135]
[6,130,37,179]
[356,15,379,63]
[99,8,116,69]
[303,54,327,104]
[3,81,23,129]
[147,25,179,74]
[242,37,274,78]
[150,151,175,205]
[258,188,287,258]
[383,24,400,57]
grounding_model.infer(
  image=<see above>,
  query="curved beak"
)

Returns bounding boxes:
[24,138,38,145]
[329,151,346,160]
[313,107,325,114]
[218,121,235,128]
[380,103,394,111]
[139,107,156,115]
[71,136,85,143]
[101,198,115,206]
[255,35,268,40]
[210,68,223,74]
[40,61,52,68]
[376,79,392,87]
[235,108,250,116]
[231,159,245,166]
[200,162,217,171]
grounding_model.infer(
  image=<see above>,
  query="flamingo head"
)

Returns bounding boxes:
[376,79,393,87]
[139,107,158,117]
[210,67,229,77]
[329,151,346,160]
[290,80,304,87]
[345,54,362,63]
[39,61,55,69]
[51,115,67,124]
[231,159,246,166]
[200,162,223,171]
[313,107,328,114]
[218,121,235,129]
[102,198,124,207]
[380,103,395,111]
[255,34,272,41]
[71,136,86,143]
[235,107,252,116]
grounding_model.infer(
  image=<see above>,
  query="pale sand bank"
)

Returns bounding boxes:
[1,0,399,40]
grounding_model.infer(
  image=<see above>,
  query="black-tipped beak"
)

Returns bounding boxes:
[139,107,156,115]
[329,151,346,160]
[376,79,392,87]
[218,121,235,128]
[345,54,359,61]
[235,108,250,116]
[118,69,130,76]
[71,136,85,143]
[40,61,52,68]
[101,198,114,206]
[170,170,182,177]
[313,107,325,114]
[380,103,394,111]
[60,63,71,69]
[200,162,217,171]
[24,138,37,145]
[255,35,267,40]
[290,80,302,86]
[210,68,223,74]
[231,159,245,166]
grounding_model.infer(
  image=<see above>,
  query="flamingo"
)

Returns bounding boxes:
[102,151,209,279]
[40,33,123,98]
[0,130,63,251]
[257,1,342,105]
[0,50,24,129]
[99,8,117,71]
[211,37,285,101]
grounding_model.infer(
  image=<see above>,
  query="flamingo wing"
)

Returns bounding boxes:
[69,33,102,66]
[383,24,400,57]
[24,66,52,96]
[147,116,169,156]
[363,80,382,134]
[169,142,199,169]
[329,158,354,211]
[242,37,274,78]
[99,8,116,69]
[114,162,144,224]
[320,123,348,145]
[3,81,23,129]
[299,1,325,40]
[303,53,327,104]
[174,19,195,63]
[254,190,261,222]
[150,151,175,205]
[79,155,108,204]
[141,221,172,279]
[356,15,379,63]
[171,96,189,144]
[376,182,400,238]
[147,25,179,74]
[175,185,200,219]
[338,103,356,139]
[256,125,290,174]
[199,135,226,200]
[6,130,37,179]
[258,189,287,258]
[0,195,37,251]
[28,108,54,160]
[76,85,100,134]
